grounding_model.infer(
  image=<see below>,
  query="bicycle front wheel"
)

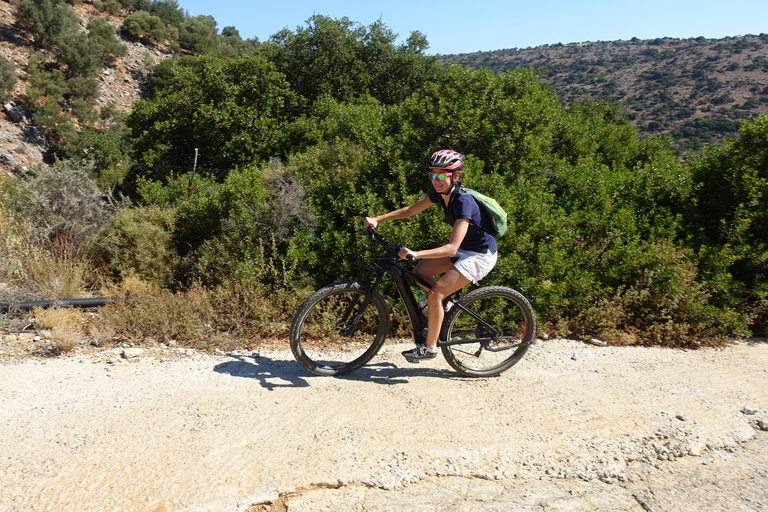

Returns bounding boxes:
[289,281,390,376]
[440,286,535,377]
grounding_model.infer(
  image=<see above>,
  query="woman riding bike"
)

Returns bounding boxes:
[364,149,498,362]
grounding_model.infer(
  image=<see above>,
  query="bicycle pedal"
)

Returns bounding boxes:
[404,357,421,364]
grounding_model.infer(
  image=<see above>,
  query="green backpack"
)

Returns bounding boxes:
[461,188,508,238]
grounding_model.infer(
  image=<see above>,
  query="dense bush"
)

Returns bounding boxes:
[687,114,768,333]
[122,10,170,43]
[46,120,133,187]
[16,0,79,47]
[127,54,300,179]
[0,56,16,103]
[0,160,125,240]
[95,205,178,287]
[4,15,765,347]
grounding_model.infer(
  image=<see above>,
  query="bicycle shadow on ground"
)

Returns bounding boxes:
[213,354,311,390]
[213,354,466,388]
[334,361,464,384]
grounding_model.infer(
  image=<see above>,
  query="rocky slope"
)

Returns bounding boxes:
[443,35,768,149]
[0,0,171,176]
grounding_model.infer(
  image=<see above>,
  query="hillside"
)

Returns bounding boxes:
[442,35,768,151]
[2,2,768,177]
[0,0,172,176]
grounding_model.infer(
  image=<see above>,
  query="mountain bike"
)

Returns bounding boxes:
[289,227,536,377]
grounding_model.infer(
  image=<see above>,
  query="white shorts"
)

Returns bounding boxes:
[451,249,498,284]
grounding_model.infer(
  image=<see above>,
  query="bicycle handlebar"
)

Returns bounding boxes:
[364,227,415,261]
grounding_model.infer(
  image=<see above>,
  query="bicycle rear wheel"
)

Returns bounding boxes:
[440,286,535,377]
[289,281,390,376]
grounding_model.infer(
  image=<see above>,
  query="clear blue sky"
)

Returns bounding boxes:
[178,0,768,55]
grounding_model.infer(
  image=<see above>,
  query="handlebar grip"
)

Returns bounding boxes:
[406,254,416,261]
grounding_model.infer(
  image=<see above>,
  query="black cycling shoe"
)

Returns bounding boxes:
[402,343,438,363]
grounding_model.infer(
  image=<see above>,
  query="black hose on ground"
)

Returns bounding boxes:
[0,297,119,313]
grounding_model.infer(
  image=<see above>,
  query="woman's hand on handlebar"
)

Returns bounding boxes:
[398,247,417,261]
[364,217,378,229]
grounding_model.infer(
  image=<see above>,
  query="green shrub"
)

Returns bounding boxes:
[96,206,178,288]
[127,54,300,178]
[46,122,133,187]
[56,32,103,77]
[87,18,128,61]
[562,240,747,344]
[688,114,768,334]
[16,0,79,47]
[122,11,168,43]
[23,52,66,104]
[97,0,121,15]
[0,56,16,103]
[131,161,317,288]
[148,0,184,27]
[64,75,100,101]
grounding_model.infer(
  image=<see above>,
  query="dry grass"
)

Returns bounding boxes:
[49,324,82,354]
[85,318,116,347]
[32,306,84,354]
[0,206,38,293]
[32,306,82,330]
[1,205,95,300]
[28,235,94,299]
[99,272,160,298]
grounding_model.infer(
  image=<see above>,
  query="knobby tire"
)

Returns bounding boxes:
[289,281,390,376]
[440,286,535,377]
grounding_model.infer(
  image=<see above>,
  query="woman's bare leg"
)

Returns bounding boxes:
[424,267,470,350]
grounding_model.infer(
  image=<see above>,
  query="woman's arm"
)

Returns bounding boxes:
[364,196,434,229]
[399,219,470,260]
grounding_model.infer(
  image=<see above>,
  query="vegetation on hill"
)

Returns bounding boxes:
[442,35,768,152]
[1,3,766,351]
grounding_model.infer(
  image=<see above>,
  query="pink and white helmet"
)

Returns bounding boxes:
[427,149,463,170]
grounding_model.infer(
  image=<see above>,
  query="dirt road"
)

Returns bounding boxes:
[1,338,767,511]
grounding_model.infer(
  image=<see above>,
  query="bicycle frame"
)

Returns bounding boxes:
[364,257,430,345]
[362,228,501,348]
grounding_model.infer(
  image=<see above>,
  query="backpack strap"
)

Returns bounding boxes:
[442,186,494,236]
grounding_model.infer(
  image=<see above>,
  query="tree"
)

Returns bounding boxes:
[218,26,259,58]
[394,64,564,177]
[262,15,439,106]
[16,0,79,47]
[148,0,184,27]
[178,15,219,55]
[127,54,300,181]
[122,10,169,43]
[0,56,16,103]
[87,18,128,62]
[55,32,103,77]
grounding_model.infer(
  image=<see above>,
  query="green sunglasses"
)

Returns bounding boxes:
[428,172,454,180]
